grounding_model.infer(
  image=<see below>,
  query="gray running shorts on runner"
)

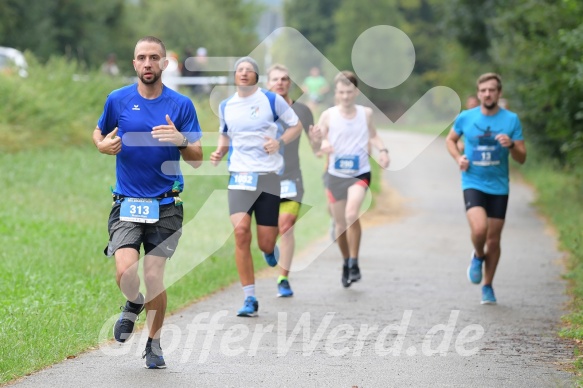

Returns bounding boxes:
[104,202,183,258]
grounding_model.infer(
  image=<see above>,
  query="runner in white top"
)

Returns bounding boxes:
[316,71,390,288]
[326,104,371,178]
[218,86,297,174]
[210,57,301,316]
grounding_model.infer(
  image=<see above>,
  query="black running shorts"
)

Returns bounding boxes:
[463,188,509,219]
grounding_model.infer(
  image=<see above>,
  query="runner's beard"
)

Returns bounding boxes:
[484,101,498,110]
[139,72,161,85]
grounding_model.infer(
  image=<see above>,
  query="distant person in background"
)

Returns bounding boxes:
[161,51,181,91]
[181,48,197,94]
[458,95,481,153]
[498,98,509,109]
[182,47,209,95]
[466,95,479,109]
[193,47,209,94]
[101,53,120,77]
[301,66,329,112]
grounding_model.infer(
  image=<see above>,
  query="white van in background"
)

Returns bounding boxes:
[0,46,28,77]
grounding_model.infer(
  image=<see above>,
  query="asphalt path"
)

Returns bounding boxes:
[8,130,574,387]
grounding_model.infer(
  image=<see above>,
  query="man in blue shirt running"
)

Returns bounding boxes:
[92,36,203,369]
[446,73,526,305]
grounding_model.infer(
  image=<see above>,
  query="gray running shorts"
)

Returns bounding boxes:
[104,202,183,258]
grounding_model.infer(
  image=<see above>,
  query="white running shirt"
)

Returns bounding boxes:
[219,88,299,173]
[327,105,370,178]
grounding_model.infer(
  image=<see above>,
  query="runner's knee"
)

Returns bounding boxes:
[279,219,295,235]
[233,224,252,246]
[345,208,360,226]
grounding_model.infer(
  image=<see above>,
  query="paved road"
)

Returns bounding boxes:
[9,131,574,387]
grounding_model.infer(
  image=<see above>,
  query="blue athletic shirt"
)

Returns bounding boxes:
[97,84,202,204]
[453,107,523,195]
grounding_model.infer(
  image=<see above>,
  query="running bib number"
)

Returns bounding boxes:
[228,172,259,191]
[471,145,501,166]
[120,198,160,223]
[334,155,359,174]
[280,179,298,199]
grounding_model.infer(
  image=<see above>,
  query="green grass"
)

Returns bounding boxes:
[0,56,125,153]
[519,149,583,377]
[521,156,583,328]
[0,134,332,383]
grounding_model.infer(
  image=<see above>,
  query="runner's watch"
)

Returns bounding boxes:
[178,135,188,150]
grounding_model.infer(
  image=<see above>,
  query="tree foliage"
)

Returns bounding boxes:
[0,0,130,67]
[284,0,341,59]
[131,0,261,59]
[442,0,583,165]
[284,0,453,116]
[0,0,260,72]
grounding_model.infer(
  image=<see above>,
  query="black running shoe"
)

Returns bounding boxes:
[348,258,361,282]
[143,343,166,369]
[342,265,351,288]
[113,293,145,343]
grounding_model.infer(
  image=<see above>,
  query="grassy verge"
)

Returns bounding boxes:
[0,134,332,383]
[521,156,583,316]
[520,151,583,356]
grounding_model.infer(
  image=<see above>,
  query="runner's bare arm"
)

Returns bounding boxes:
[93,127,121,155]
[495,134,526,164]
[366,108,389,168]
[445,128,469,171]
[307,124,322,153]
[509,140,526,164]
[280,121,303,146]
[181,140,203,169]
[317,109,332,154]
[210,134,230,166]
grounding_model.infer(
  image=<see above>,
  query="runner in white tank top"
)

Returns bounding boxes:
[315,71,390,288]
[327,105,371,178]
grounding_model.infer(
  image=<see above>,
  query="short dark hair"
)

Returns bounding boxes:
[334,71,358,88]
[477,73,502,91]
[135,36,166,58]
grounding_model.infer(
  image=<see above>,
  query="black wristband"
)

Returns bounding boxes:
[509,141,515,149]
[178,135,188,150]
[279,138,285,149]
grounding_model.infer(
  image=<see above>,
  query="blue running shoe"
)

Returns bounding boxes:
[481,285,497,305]
[142,343,166,369]
[277,279,294,297]
[263,245,280,267]
[237,296,259,317]
[467,252,484,284]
